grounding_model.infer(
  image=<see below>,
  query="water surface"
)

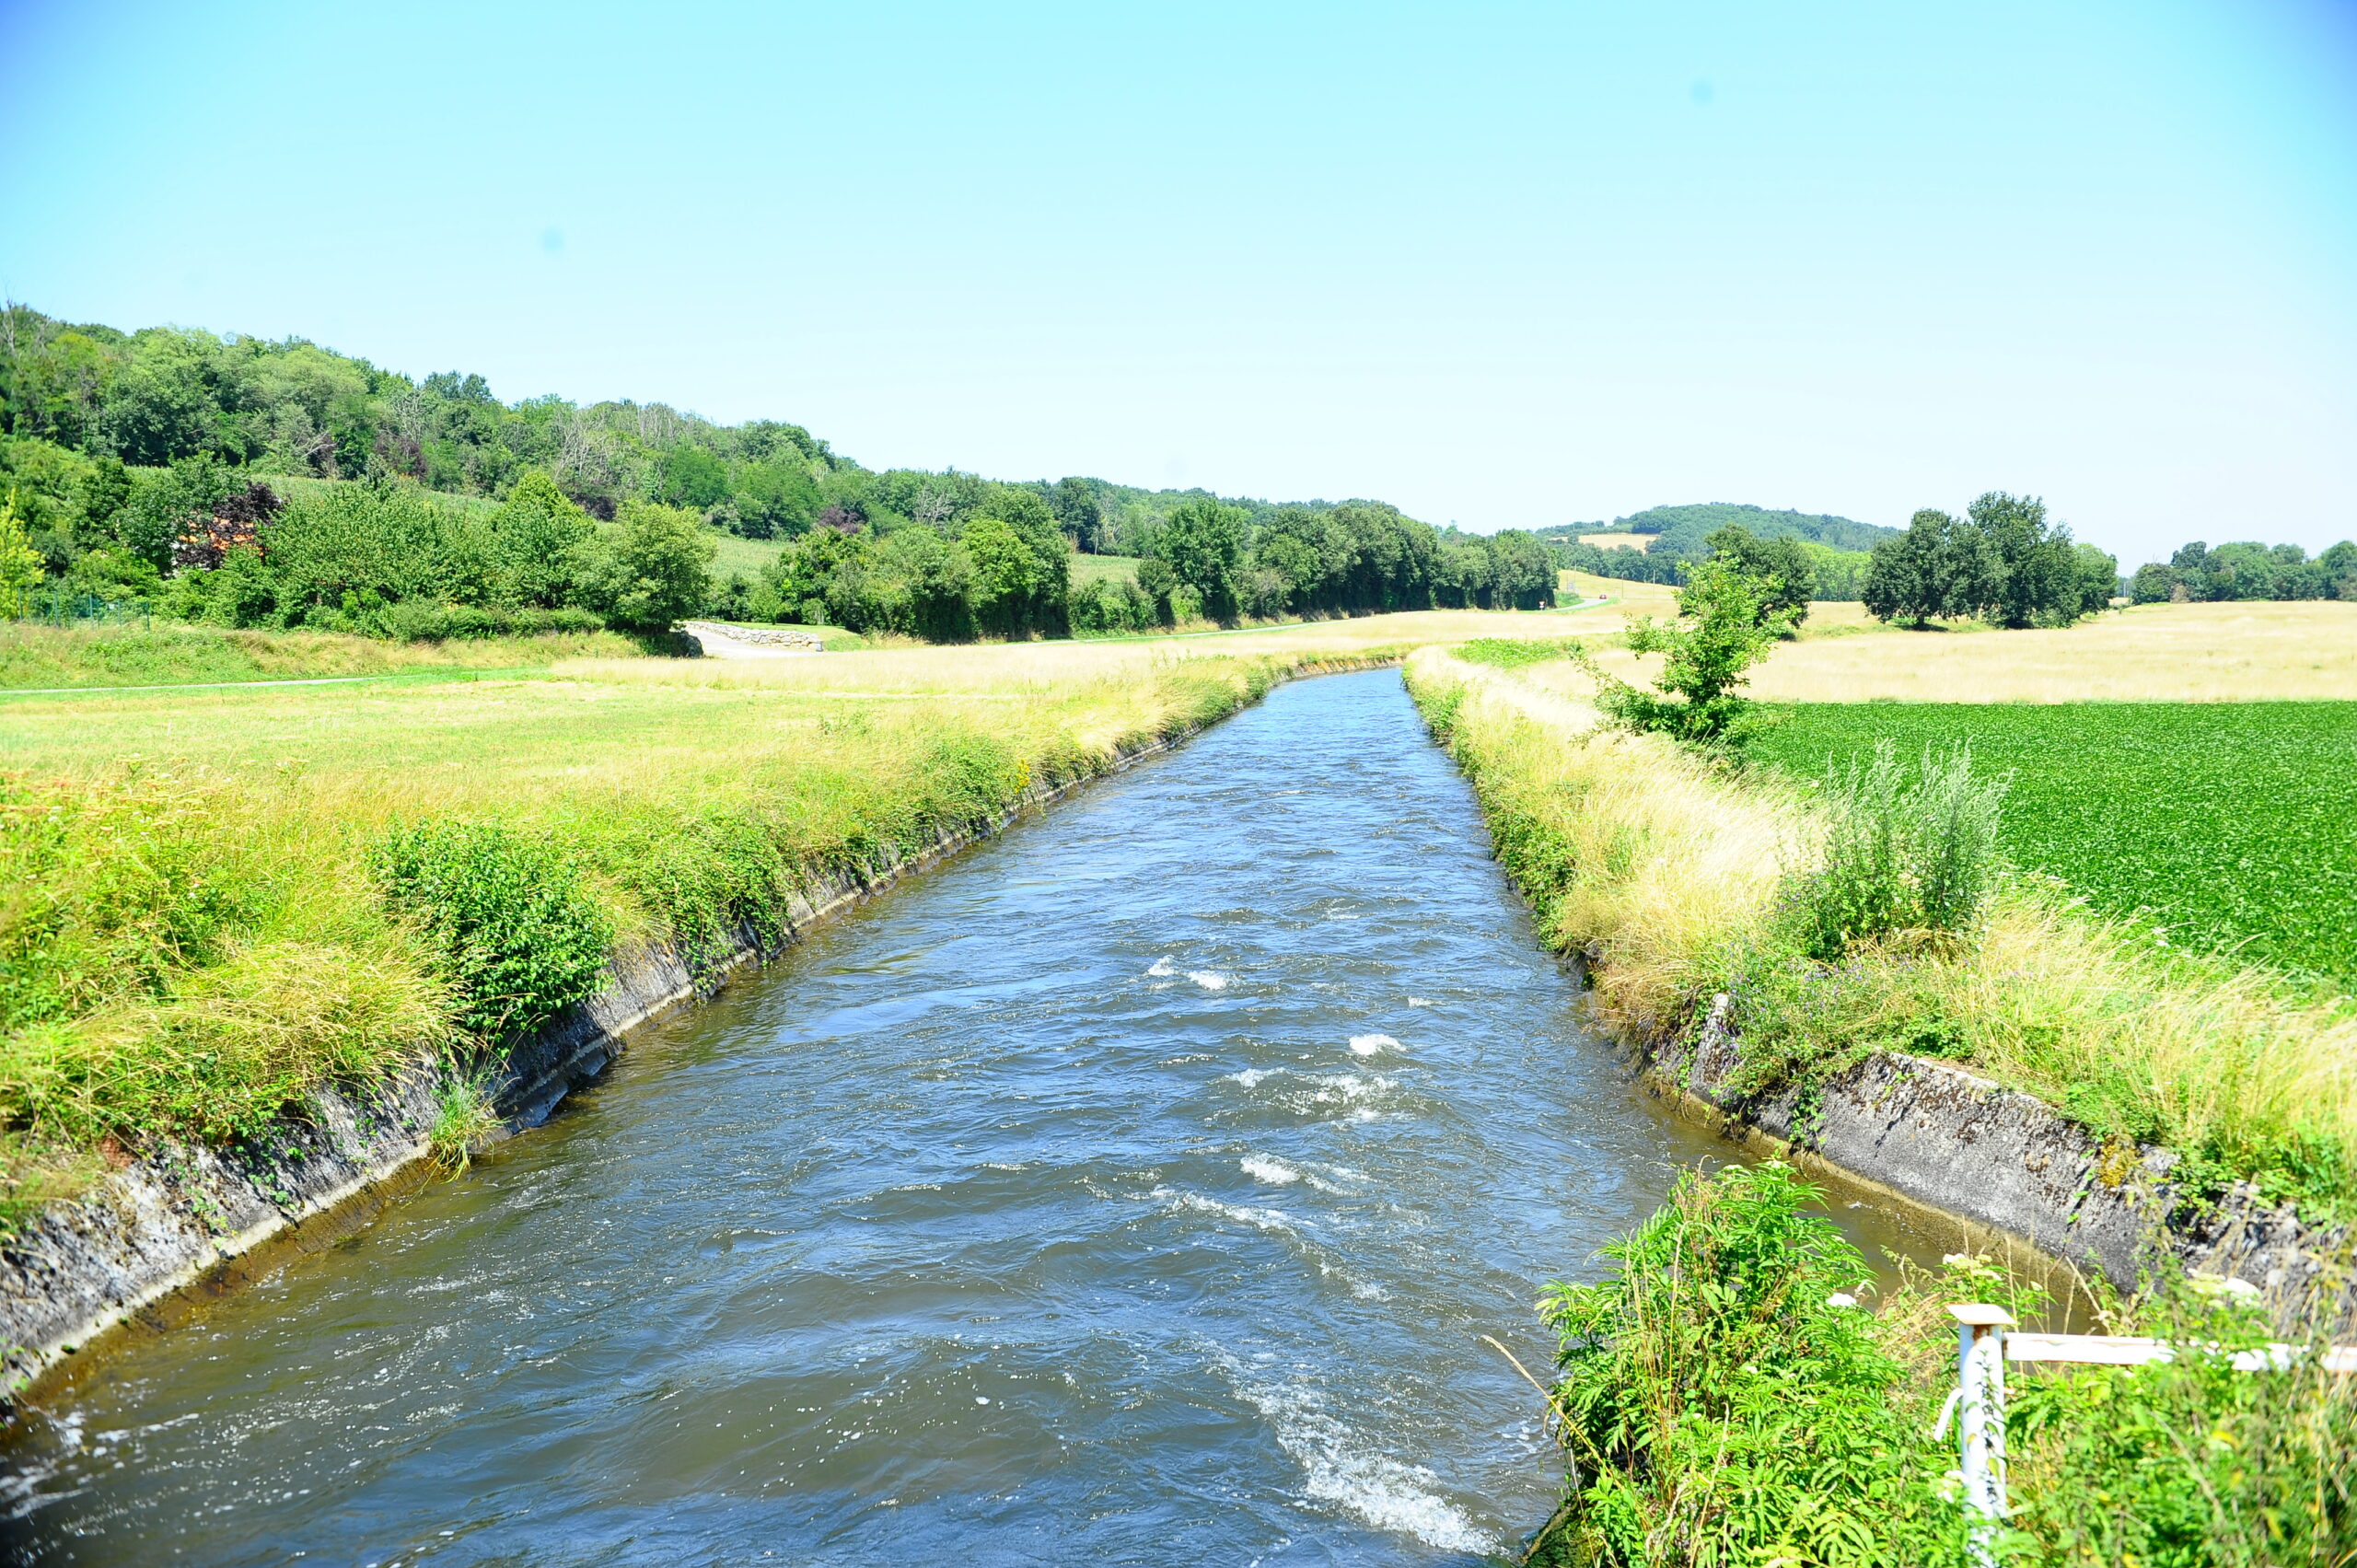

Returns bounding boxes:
[5,668,1893,1564]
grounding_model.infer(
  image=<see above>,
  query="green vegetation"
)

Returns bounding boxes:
[0,620,639,690]
[1408,646,2356,1225]
[0,647,1347,1230]
[1752,702,2357,988]
[1863,494,2119,629]
[0,303,1558,647]
[1786,742,2009,963]
[1532,1161,2357,1567]
[1537,503,1891,596]
[1580,557,1796,749]
[2129,539,2357,605]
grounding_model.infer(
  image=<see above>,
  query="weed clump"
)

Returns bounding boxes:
[370,819,611,1039]
[425,1071,501,1175]
[1787,741,2009,961]
[1532,1163,2357,1567]
[1536,1161,1968,1566]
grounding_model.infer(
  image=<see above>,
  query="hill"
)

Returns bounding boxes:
[1536,503,1896,559]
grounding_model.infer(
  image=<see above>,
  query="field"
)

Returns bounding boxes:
[704,529,784,583]
[1753,702,2357,987]
[1069,552,1143,585]
[0,621,643,691]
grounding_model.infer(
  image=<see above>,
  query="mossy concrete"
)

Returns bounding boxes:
[1644,993,2351,1327]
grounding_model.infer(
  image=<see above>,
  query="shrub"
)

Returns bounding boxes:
[1537,1162,1968,1566]
[579,500,714,633]
[369,820,611,1039]
[1582,558,1795,749]
[1789,740,2009,960]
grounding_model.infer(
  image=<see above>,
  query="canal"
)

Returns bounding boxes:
[1,668,1926,1564]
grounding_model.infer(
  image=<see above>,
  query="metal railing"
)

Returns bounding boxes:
[1940,1303,2357,1562]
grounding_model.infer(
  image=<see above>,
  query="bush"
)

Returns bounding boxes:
[1582,558,1795,749]
[369,820,612,1039]
[580,500,714,633]
[1538,1162,1968,1566]
[1789,741,2009,960]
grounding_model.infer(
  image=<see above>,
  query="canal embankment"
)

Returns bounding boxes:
[0,650,1394,1396]
[2,665,1786,1564]
[1400,645,2353,1316]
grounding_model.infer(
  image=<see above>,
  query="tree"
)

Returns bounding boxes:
[2070,541,2120,616]
[490,470,595,608]
[1582,558,1796,749]
[963,514,1046,636]
[735,459,819,539]
[656,445,729,510]
[1704,524,1814,633]
[1050,477,1103,553]
[968,488,1069,635]
[1154,498,1249,621]
[1965,492,2079,627]
[1488,529,1559,610]
[1135,555,1178,622]
[582,501,713,632]
[0,498,44,619]
[2128,561,2175,604]
[1863,509,1996,626]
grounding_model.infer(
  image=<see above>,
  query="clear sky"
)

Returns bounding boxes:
[3,0,2352,563]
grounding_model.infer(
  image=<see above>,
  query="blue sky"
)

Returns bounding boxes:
[3,1,2352,563]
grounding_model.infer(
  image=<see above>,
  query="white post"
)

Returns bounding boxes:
[1950,1304,2014,1563]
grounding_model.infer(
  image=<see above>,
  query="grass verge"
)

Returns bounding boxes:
[0,641,1395,1232]
[0,621,644,690]
[1402,646,2357,1224]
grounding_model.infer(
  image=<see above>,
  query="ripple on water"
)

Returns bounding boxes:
[1,668,1724,1567]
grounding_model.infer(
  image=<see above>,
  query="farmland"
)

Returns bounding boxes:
[1751,701,2357,987]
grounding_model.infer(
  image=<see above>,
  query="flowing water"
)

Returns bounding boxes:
[1,668,1941,1566]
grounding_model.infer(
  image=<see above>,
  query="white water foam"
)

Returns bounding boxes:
[1241,1156,1301,1186]
[1347,1033,1399,1057]
[1145,956,1176,977]
[1187,970,1229,991]
[1156,1188,1299,1235]
[1225,1067,1278,1088]
[1210,1350,1497,1554]
[1406,996,1433,1007]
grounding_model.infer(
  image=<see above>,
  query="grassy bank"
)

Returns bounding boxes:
[0,621,645,690]
[1530,1160,2353,1566]
[1402,646,2357,1221]
[1752,701,2357,987]
[1405,646,2357,1562]
[0,612,1585,1231]
[0,642,1353,1228]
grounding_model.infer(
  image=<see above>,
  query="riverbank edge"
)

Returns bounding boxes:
[1399,662,2350,1323]
[0,655,1399,1398]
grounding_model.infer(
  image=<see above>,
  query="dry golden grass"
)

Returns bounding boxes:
[1552,594,2357,703]
[1407,647,2357,1209]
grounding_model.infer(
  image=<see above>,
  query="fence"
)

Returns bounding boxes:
[28,588,150,629]
[1940,1303,2357,1562]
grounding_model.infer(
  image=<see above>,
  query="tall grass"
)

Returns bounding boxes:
[0,643,1390,1229]
[1405,646,2357,1222]
[1535,1162,2357,1566]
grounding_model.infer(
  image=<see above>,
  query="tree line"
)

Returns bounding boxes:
[0,302,1559,642]
[2127,539,2357,604]
[1860,494,2121,628]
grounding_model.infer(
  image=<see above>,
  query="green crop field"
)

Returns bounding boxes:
[1070,552,1142,586]
[1753,702,2357,987]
